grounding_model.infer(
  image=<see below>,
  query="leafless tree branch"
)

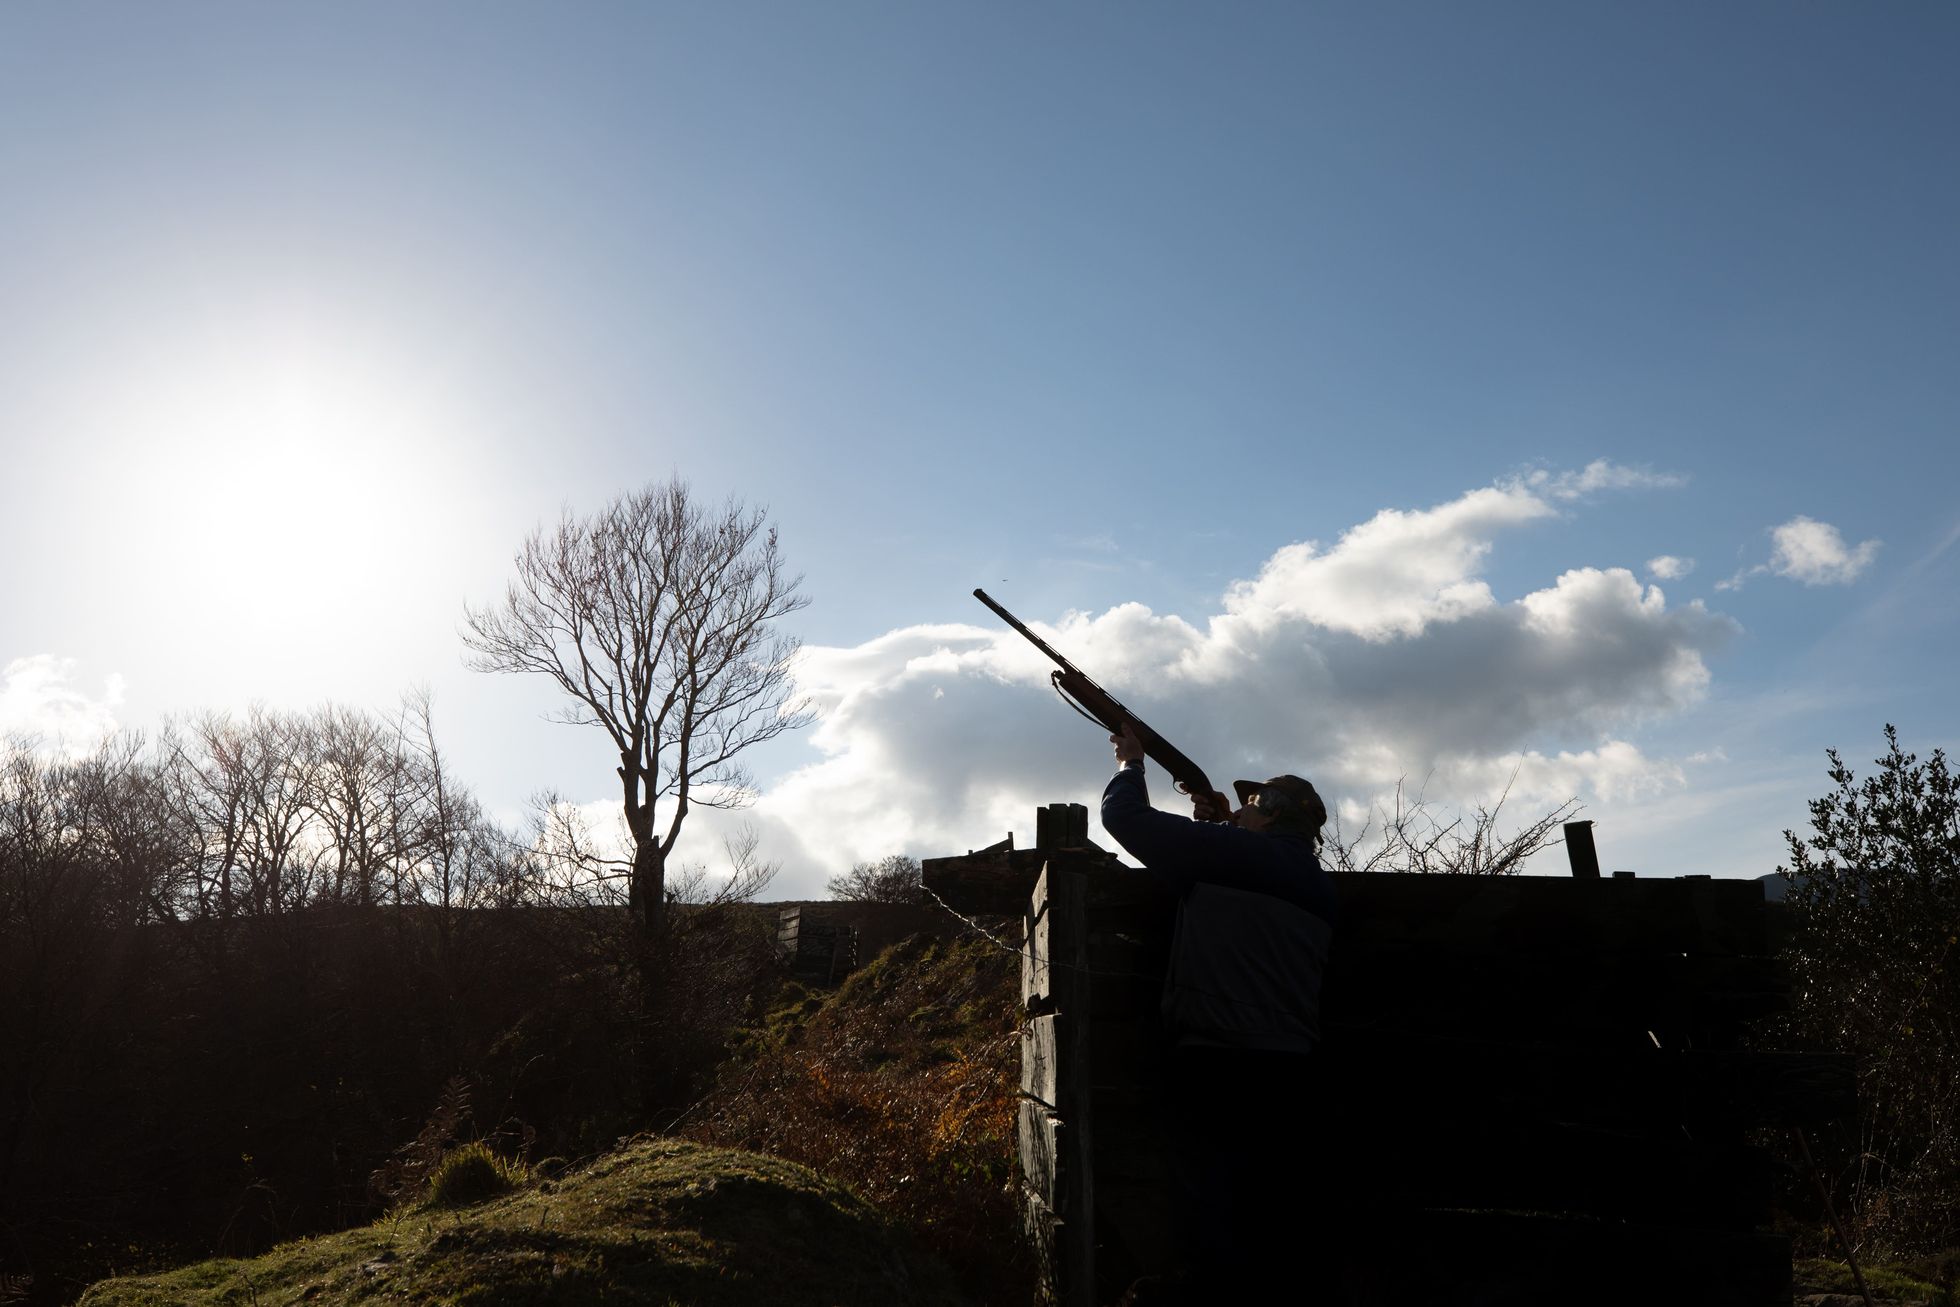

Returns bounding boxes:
[461,478,810,934]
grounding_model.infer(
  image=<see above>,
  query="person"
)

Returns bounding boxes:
[1100,723,1339,1303]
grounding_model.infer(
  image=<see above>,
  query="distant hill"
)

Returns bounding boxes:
[1760,867,1875,904]
[78,1137,968,1307]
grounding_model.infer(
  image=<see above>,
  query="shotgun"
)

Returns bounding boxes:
[973,588,1231,813]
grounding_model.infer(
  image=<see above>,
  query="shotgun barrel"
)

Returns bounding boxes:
[973,588,1227,808]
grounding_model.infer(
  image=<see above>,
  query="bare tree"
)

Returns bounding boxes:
[462,479,810,935]
[826,853,923,904]
[306,704,415,908]
[59,732,192,927]
[161,708,318,920]
[669,825,780,908]
[1325,775,1580,876]
[398,687,520,917]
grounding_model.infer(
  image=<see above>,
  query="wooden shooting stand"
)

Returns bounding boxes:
[921,806,1854,1307]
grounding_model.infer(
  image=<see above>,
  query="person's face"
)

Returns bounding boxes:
[1233,802,1274,833]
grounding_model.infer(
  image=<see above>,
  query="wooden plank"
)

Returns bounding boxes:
[1341,1212,1791,1305]
[1361,1120,1778,1228]
[1321,1030,1855,1131]
[1023,868,1053,1013]
[1084,1017,1159,1090]
[1327,871,1769,957]
[1565,818,1602,878]
[1018,1098,1064,1209]
[1087,970,1159,1021]
[923,847,1049,915]
[774,906,799,962]
[1044,864,1095,1307]
[1036,804,1062,851]
[1085,927,1156,977]
[1022,1012,1062,1107]
[1023,1190,1061,1307]
[1092,1176,1176,1293]
[1086,1084,1169,1184]
[1035,801,1095,850]
[1084,928,1169,1028]
[1080,868,1171,930]
[1321,944,1790,1036]
[924,846,1116,915]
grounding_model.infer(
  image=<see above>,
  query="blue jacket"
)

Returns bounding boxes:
[1101,761,1337,1054]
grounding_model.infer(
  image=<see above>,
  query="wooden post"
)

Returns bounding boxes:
[1019,862,1095,1306]
[1564,819,1602,879]
[775,906,800,962]
[1051,866,1094,1304]
[1036,801,1090,850]
[1036,805,1060,851]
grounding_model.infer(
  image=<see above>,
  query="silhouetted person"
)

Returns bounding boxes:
[1102,724,1339,1303]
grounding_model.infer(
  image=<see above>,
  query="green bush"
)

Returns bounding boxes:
[426,1142,525,1208]
[1780,725,1960,1253]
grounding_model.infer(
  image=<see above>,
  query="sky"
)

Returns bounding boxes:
[3,2,1956,898]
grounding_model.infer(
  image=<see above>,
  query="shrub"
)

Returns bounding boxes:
[426,1142,526,1208]
[1780,725,1960,1253]
[683,934,1032,1305]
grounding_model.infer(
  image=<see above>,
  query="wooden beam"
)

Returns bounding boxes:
[923,846,1120,915]
[1565,818,1602,878]
[1320,1029,1856,1130]
[1328,871,1770,956]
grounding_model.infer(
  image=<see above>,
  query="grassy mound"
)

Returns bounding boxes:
[683,931,1030,1305]
[1794,1253,1958,1305]
[77,1137,968,1307]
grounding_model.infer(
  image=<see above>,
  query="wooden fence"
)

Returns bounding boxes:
[922,809,1854,1307]
[774,905,859,984]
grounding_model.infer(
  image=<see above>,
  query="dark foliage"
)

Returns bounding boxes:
[0,725,782,1306]
[367,1075,477,1207]
[825,853,924,904]
[683,933,1034,1307]
[1779,725,1960,1254]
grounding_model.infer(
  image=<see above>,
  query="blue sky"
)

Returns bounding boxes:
[3,2,1955,895]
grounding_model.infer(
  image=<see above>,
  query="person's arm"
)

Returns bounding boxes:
[1101,727,1251,888]
[1102,728,1336,911]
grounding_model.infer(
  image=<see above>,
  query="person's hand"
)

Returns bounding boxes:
[1110,723,1145,766]
[1191,790,1231,823]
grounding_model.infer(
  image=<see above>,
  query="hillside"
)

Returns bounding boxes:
[681,930,1032,1305]
[76,1137,968,1307]
[66,925,1027,1307]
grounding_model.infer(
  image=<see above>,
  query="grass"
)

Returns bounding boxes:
[683,932,1032,1305]
[77,1137,968,1307]
[425,1142,527,1209]
[1794,1252,1959,1305]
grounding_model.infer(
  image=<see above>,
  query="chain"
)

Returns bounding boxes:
[920,881,1145,982]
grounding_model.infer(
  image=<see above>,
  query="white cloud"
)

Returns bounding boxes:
[1718,516,1881,590]
[726,468,1737,896]
[1217,485,1555,642]
[1521,459,1687,501]
[0,655,125,756]
[1767,516,1881,585]
[1647,555,1695,581]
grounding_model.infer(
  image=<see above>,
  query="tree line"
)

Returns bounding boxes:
[3,694,514,930]
[1,478,811,1304]
[0,701,787,1304]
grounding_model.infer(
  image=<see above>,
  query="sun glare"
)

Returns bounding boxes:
[117,316,460,610]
